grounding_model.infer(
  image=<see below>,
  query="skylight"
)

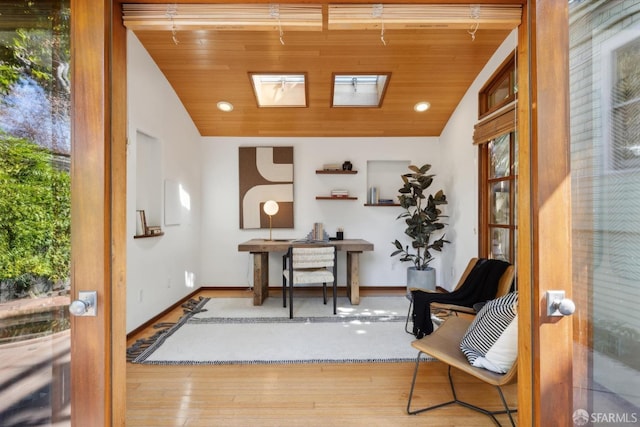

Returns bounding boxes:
[249,73,308,107]
[331,73,391,107]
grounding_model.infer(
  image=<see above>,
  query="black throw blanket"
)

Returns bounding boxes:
[411,259,511,338]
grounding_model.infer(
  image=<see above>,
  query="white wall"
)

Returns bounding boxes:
[125,29,517,329]
[126,32,203,332]
[438,29,518,290]
[199,137,446,289]
[198,31,518,291]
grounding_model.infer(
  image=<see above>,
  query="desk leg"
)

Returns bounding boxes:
[346,251,361,305]
[252,252,269,306]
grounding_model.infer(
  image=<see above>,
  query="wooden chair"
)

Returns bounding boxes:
[431,259,515,315]
[406,315,518,426]
[282,244,337,319]
[405,258,515,335]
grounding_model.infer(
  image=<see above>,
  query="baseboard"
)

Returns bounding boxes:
[126,288,201,340]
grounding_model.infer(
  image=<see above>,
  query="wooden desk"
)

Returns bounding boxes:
[238,238,374,306]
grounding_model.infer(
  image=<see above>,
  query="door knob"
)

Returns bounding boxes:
[546,290,575,317]
[69,291,97,316]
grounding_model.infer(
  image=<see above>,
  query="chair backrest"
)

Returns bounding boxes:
[291,244,335,269]
[451,258,480,291]
[495,264,516,298]
[452,257,515,299]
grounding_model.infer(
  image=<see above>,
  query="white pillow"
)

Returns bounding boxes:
[459,291,518,374]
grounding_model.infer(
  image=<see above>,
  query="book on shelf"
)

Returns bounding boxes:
[330,189,349,197]
[147,225,163,235]
[322,163,342,171]
[313,222,323,240]
[136,210,147,235]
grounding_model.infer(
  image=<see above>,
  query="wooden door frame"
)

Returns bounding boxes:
[70,0,127,425]
[517,1,573,426]
[69,0,573,425]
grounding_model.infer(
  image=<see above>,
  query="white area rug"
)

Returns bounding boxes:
[130,296,421,365]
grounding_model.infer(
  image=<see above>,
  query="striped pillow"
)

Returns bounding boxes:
[459,291,518,374]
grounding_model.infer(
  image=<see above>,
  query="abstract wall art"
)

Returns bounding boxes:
[239,146,294,229]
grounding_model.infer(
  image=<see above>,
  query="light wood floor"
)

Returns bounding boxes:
[126,289,518,426]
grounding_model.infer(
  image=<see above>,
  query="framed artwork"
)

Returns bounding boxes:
[239,146,294,229]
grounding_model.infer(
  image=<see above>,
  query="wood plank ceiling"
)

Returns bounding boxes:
[123,3,521,137]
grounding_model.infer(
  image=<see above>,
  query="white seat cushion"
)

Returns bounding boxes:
[459,291,518,374]
[284,268,334,284]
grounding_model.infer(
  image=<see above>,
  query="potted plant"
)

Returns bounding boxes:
[391,164,450,291]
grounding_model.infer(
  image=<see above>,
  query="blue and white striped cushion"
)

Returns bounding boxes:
[460,291,518,374]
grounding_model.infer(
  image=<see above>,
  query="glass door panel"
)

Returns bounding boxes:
[491,181,510,224]
[570,0,640,422]
[490,227,510,262]
[485,132,517,264]
[0,1,71,425]
[490,133,511,178]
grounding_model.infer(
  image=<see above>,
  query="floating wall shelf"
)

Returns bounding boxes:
[316,196,357,200]
[315,170,358,174]
[134,232,165,239]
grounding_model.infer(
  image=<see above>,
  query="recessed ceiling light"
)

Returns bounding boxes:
[414,101,431,112]
[217,101,234,112]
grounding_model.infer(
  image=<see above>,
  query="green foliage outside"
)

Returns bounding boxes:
[0,133,70,297]
[0,3,70,96]
[1,1,71,154]
[0,2,71,300]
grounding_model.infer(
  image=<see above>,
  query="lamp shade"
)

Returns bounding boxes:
[263,200,279,216]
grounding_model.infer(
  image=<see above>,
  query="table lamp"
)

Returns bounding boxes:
[263,200,279,241]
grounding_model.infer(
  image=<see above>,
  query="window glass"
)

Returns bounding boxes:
[490,181,510,225]
[0,1,71,425]
[489,133,511,178]
[479,54,515,117]
[611,37,640,170]
[488,73,511,109]
[570,1,640,416]
[489,227,510,262]
[480,130,517,264]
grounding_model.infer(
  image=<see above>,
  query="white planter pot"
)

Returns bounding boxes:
[407,267,436,292]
